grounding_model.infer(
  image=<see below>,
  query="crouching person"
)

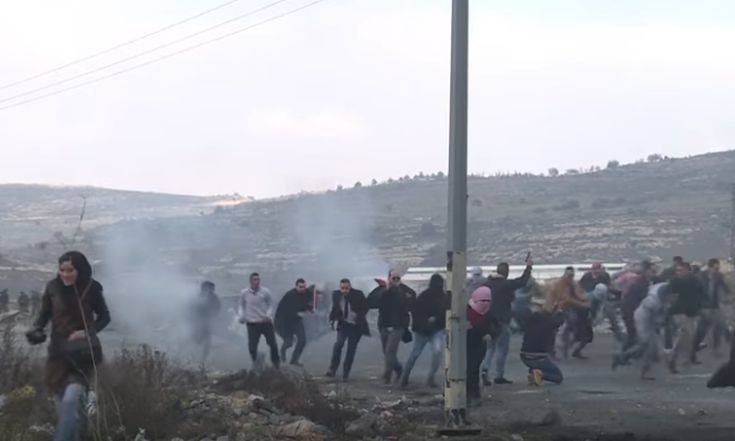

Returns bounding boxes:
[326,279,369,380]
[521,298,564,386]
[26,251,111,441]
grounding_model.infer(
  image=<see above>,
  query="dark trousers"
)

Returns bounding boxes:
[467,327,488,399]
[623,313,638,350]
[246,322,280,367]
[281,320,307,364]
[329,323,362,377]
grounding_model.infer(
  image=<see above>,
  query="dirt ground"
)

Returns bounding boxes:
[203,327,734,441]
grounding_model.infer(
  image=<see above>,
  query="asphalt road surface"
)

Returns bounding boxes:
[203,324,734,441]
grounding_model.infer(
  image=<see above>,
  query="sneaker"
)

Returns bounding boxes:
[532,369,543,386]
[494,377,513,385]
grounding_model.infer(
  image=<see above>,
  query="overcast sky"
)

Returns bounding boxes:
[1,0,733,197]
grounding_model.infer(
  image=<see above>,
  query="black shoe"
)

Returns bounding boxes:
[342,372,349,381]
[494,377,513,385]
[572,352,588,360]
[290,362,304,367]
[394,364,403,380]
[481,370,492,386]
[325,370,335,378]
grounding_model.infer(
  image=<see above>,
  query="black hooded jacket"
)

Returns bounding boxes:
[411,274,449,335]
[275,288,313,334]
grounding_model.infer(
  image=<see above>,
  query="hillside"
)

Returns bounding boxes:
[1,151,733,295]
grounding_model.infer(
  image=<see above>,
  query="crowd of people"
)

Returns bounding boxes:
[13,250,735,440]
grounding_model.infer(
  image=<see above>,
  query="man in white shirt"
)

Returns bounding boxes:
[238,272,280,369]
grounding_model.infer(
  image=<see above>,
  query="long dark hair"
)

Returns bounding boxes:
[58,251,93,287]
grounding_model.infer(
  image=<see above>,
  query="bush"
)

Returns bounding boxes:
[214,370,358,432]
[95,345,205,440]
[548,168,559,177]
[606,160,620,169]
[0,320,54,440]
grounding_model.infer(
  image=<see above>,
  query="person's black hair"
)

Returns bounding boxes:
[497,262,509,277]
[58,251,92,286]
[640,260,653,271]
[295,278,306,285]
[564,266,574,272]
[201,280,215,291]
[708,258,720,268]
[673,256,684,263]
[249,272,260,280]
[340,278,351,285]
[429,273,444,290]
[676,261,691,271]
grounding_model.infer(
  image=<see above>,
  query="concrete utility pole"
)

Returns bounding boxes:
[443,0,471,431]
[731,183,735,263]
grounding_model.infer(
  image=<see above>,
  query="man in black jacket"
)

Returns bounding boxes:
[667,262,705,372]
[400,273,448,388]
[694,258,731,356]
[275,278,313,366]
[481,259,533,385]
[189,281,221,365]
[368,270,416,384]
[326,279,369,380]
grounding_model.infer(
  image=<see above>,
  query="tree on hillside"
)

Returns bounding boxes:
[337,184,344,191]
[548,168,559,177]
[647,153,663,162]
[606,160,619,169]
[565,169,579,175]
[354,181,362,188]
[371,178,378,186]
[436,171,445,179]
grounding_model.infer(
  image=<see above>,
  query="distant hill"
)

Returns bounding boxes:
[0,184,239,250]
[1,151,733,295]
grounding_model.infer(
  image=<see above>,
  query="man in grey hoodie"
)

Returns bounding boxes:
[613,283,676,380]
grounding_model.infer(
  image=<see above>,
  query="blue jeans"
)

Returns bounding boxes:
[482,323,510,378]
[54,382,87,441]
[520,353,563,384]
[402,330,445,383]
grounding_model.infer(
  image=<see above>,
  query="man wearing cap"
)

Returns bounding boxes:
[368,270,416,384]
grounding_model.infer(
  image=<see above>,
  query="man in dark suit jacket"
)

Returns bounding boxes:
[326,278,369,380]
